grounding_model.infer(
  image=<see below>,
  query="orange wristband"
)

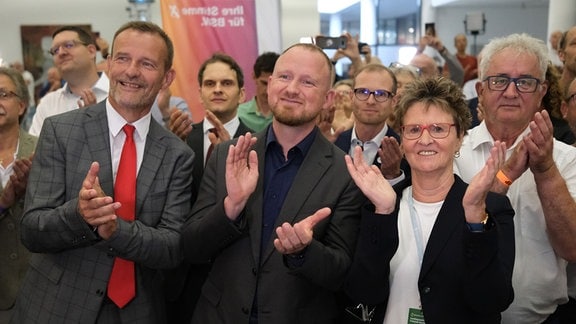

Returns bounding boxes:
[496,170,513,187]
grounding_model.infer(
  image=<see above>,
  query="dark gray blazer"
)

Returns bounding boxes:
[163,118,254,324]
[185,119,253,206]
[0,131,36,310]
[12,101,194,324]
[181,126,365,324]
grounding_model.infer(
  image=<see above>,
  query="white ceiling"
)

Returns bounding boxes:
[3,0,551,19]
[321,0,550,21]
[436,0,548,6]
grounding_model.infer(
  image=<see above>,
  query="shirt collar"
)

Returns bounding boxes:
[203,115,241,136]
[63,71,110,95]
[350,123,390,146]
[469,121,530,151]
[106,99,152,141]
[94,72,111,92]
[266,126,317,157]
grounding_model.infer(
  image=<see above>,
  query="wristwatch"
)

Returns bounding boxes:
[467,213,489,232]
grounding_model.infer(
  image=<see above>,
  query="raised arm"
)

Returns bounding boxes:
[526,111,576,261]
[462,141,506,222]
[346,146,396,214]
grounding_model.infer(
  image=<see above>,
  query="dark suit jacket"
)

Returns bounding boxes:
[163,118,253,324]
[12,102,194,324]
[334,127,410,178]
[0,131,36,310]
[186,119,253,205]
[344,176,515,324]
[181,126,365,324]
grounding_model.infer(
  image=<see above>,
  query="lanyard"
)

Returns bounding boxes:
[407,187,425,266]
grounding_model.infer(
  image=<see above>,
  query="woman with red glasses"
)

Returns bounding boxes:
[342,77,515,324]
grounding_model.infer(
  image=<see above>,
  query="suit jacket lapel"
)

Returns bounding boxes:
[246,131,267,266]
[136,119,166,218]
[84,102,114,196]
[419,178,466,279]
[234,120,253,137]
[189,123,204,164]
[259,132,332,263]
[188,123,205,201]
[334,129,352,153]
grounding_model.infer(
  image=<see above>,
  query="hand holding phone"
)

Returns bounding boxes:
[358,42,369,55]
[315,36,347,50]
[425,23,436,37]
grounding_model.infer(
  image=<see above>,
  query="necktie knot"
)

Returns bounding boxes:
[123,124,135,138]
[208,127,219,138]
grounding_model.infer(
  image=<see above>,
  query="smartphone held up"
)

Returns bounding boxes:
[425,22,436,37]
[314,36,347,49]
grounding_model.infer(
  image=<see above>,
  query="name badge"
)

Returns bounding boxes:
[407,307,425,324]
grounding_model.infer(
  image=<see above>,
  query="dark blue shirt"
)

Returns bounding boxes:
[250,126,318,324]
[260,126,317,255]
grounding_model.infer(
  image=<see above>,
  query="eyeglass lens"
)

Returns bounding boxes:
[354,88,393,102]
[485,76,539,93]
[402,123,455,139]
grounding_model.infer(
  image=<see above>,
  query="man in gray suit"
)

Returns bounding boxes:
[11,21,194,324]
[181,43,365,323]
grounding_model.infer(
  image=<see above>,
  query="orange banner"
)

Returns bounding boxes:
[161,0,258,122]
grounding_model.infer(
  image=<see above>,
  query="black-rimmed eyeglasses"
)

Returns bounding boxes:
[483,75,541,93]
[401,123,456,140]
[49,40,87,56]
[353,88,394,102]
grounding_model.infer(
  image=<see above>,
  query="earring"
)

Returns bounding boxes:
[454,151,460,158]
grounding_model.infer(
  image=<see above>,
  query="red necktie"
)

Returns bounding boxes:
[107,124,136,308]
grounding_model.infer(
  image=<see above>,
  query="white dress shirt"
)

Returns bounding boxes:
[384,191,441,324]
[349,124,389,165]
[202,116,240,165]
[349,123,404,185]
[106,99,151,181]
[29,73,109,137]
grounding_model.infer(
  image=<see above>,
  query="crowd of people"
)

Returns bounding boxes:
[1,19,576,324]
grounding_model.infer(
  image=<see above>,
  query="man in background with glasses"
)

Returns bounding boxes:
[28,26,108,137]
[334,64,408,183]
[454,33,576,323]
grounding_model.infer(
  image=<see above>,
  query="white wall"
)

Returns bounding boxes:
[0,0,313,72]
[0,0,320,65]
[280,0,320,49]
[0,1,162,66]
[0,0,551,72]
[434,3,549,55]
